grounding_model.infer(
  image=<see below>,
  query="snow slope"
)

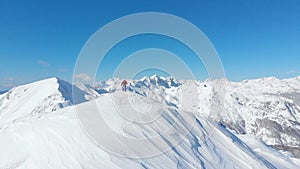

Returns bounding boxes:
[91,75,300,158]
[0,77,97,131]
[0,76,300,169]
[222,76,300,158]
[2,90,298,169]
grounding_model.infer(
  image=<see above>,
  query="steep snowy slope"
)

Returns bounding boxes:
[90,75,300,158]
[0,77,97,130]
[2,89,299,169]
[73,81,100,100]
[1,76,300,169]
[222,76,300,158]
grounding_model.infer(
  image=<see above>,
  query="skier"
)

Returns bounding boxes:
[121,80,128,92]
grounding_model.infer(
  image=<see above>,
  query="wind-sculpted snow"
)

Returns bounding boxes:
[0,77,97,131]
[2,89,296,168]
[1,76,300,168]
[85,75,300,158]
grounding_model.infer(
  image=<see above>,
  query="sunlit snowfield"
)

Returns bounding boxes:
[0,76,300,168]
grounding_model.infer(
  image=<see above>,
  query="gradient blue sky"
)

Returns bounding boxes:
[0,0,300,90]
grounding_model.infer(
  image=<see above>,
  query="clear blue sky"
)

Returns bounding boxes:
[0,0,300,90]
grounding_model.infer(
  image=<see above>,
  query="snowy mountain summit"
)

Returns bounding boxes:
[0,76,300,169]
[0,77,97,130]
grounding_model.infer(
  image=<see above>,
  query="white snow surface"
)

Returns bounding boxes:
[0,76,300,169]
[0,77,96,131]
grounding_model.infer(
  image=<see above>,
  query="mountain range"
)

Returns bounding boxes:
[0,75,299,169]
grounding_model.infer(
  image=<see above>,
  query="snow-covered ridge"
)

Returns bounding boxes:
[89,75,300,158]
[0,77,98,130]
[1,75,300,168]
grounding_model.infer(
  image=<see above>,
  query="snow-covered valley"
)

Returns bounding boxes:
[0,76,300,169]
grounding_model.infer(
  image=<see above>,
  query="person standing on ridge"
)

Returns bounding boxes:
[121,80,128,92]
